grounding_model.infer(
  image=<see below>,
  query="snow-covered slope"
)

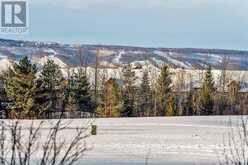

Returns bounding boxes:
[1,38,248,88]
[1,38,248,70]
[154,50,192,69]
[34,55,67,68]
[0,58,12,71]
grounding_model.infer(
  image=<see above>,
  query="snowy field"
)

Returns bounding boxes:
[1,116,244,165]
[82,116,240,165]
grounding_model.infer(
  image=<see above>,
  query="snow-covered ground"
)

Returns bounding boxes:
[2,116,243,165]
[82,116,239,165]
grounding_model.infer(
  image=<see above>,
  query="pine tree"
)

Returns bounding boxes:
[138,70,152,117]
[63,72,78,112]
[98,78,121,117]
[166,96,176,116]
[4,56,37,118]
[156,65,172,116]
[37,59,64,117]
[216,95,228,115]
[184,89,194,115]
[0,77,8,118]
[73,69,94,113]
[199,65,215,115]
[121,64,137,117]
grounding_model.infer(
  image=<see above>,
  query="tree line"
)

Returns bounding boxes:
[0,57,93,119]
[0,56,247,119]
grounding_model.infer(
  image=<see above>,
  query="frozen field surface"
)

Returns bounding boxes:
[81,116,241,165]
[3,116,243,165]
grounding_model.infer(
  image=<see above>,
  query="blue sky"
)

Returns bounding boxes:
[2,0,248,50]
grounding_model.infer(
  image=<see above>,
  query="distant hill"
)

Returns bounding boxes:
[0,38,248,70]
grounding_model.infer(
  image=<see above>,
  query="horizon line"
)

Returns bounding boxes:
[1,37,248,52]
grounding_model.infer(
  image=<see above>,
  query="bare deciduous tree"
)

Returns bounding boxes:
[218,116,248,165]
[0,119,92,165]
[219,55,230,92]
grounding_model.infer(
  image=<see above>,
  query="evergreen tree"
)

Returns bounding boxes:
[166,96,177,116]
[121,64,137,117]
[4,56,37,118]
[63,72,77,112]
[138,70,152,117]
[184,89,194,115]
[184,78,194,116]
[97,78,121,117]
[199,65,215,115]
[216,95,228,115]
[73,69,94,113]
[37,59,64,117]
[0,80,8,118]
[156,65,172,116]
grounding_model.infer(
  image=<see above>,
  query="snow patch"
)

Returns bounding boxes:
[113,50,125,64]
[151,57,164,66]
[98,49,116,56]
[36,55,67,68]
[43,48,58,55]
[154,50,192,69]
[99,61,117,68]
[0,58,12,71]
